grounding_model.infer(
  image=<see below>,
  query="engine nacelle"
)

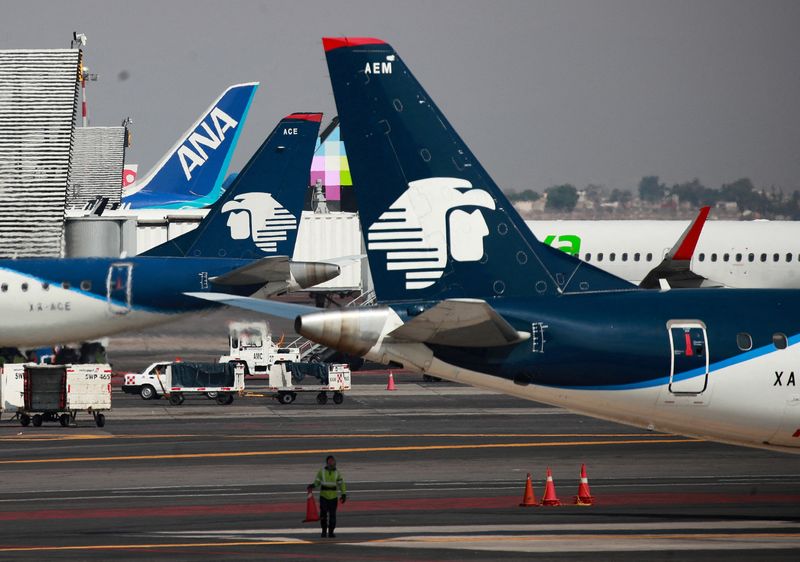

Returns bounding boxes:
[294,306,400,356]
[288,261,341,291]
[295,306,436,372]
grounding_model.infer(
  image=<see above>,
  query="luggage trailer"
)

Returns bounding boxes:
[1,364,112,427]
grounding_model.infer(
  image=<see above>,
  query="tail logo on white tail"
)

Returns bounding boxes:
[222,192,297,252]
[367,177,496,289]
[178,107,238,181]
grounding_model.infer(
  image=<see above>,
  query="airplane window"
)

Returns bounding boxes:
[748,253,755,262]
[622,253,628,261]
[634,253,640,262]
[597,253,604,262]
[736,332,752,351]
[42,282,50,291]
[0,283,7,292]
[62,281,70,289]
[723,253,730,262]
[711,254,717,262]
[760,253,767,262]
[787,253,793,263]
[773,333,788,350]
[646,253,653,262]
[735,253,742,262]
[584,253,591,262]
[80,280,92,291]
[21,283,28,292]
[698,253,705,262]
[773,253,779,262]
[610,253,616,262]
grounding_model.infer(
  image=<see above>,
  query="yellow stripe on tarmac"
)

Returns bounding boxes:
[0,434,113,442]
[0,432,679,442]
[0,438,700,465]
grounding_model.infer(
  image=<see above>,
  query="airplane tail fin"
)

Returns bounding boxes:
[123,83,259,209]
[639,206,715,289]
[323,38,634,302]
[142,113,322,258]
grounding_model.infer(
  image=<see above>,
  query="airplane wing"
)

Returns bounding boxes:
[639,206,722,289]
[389,299,530,347]
[209,256,290,285]
[183,292,317,318]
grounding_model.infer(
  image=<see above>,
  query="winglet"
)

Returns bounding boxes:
[670,206,710,261]
[638,206,713,289]
[322,37,386,52]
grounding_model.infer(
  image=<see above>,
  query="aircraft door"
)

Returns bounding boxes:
[668,321,709,394]
[107,263,132,314]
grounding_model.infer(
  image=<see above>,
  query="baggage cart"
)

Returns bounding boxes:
[1,364,111,427]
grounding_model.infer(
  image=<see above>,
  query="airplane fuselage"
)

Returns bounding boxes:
[372,289,800,452]
[530,220,800,287]
[0,257,262,347]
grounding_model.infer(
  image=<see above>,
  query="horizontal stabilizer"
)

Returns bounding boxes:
[209,256,290,285]
[389,299,529,347]
[183,292,317,318]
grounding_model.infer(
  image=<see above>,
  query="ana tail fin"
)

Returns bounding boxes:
[123,82,258,209]
[323,38,634,302]
[142,113,322,258]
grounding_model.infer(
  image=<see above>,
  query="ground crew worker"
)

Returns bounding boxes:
[308,455,347,538]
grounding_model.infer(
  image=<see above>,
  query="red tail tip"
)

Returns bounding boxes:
[323,37,387,52]
[284,113,322,123]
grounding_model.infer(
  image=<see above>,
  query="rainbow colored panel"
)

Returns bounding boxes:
[309,125,352,201]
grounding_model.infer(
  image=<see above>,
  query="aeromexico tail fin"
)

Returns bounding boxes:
[323,38,635,302]
[142,113,322,259]
[639,206,715,289]
[123,83,258,210]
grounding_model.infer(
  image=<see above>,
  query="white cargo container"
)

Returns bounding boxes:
[267,362,351,405]
[1,364,112,427]
[293,212,365,292]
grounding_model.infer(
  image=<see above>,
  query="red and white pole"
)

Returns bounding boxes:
[81,73,87,127]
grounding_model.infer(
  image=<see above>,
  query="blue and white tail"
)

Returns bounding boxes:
[142,113,322,259]
[323,38,634,302]
[123,83,258,210]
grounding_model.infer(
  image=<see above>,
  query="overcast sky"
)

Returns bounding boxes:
[4,0,800,193]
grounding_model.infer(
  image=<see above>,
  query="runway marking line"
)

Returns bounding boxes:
[1,532,798,553]
[0,438,700,465]
[366,531,800,545]
[0,540,307,553]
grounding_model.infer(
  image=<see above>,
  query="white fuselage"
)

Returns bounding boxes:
[528,220,800,288]
[371,335,800,455]
[0,268,177,348]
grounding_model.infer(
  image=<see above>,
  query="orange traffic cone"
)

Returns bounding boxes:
[302,490,319,522]
[386,372,397,391]
[541,467,561,506]
[519,473,537,507]
[574,463,594,506]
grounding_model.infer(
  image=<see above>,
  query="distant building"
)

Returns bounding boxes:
[0,49,81,257]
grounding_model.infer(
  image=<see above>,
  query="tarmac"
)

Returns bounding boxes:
[0,367,799,561]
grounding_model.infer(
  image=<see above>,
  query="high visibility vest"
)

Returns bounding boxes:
[313,467,346,500]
